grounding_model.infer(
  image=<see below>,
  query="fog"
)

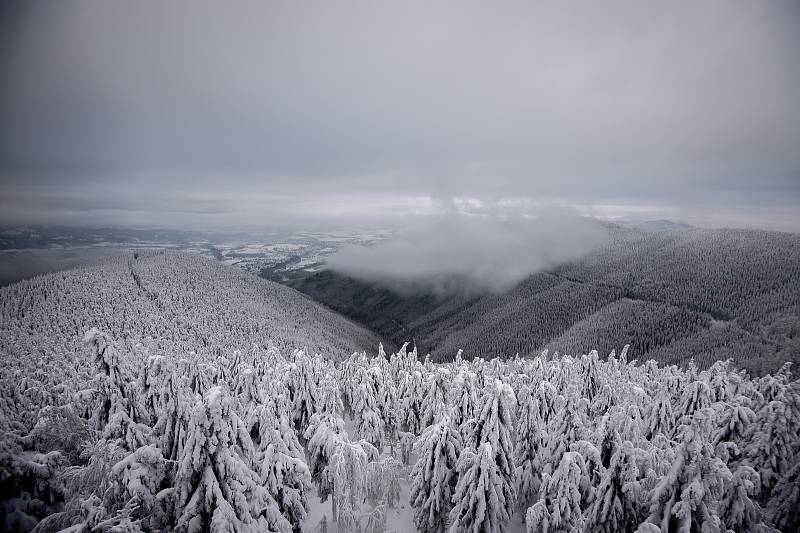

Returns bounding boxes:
[328,211,606,293]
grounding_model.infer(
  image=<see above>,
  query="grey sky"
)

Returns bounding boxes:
[1,0,799,230]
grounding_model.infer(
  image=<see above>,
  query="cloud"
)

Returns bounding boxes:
[327,209,607,293]
[0,1,798,230]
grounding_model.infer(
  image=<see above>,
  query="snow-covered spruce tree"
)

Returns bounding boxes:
[644,386,675,439]
[232,364,261,420]
[288,354,319,436]
[767,460,800,532]
[449,443,513,533]
[585,435,643,533]
[410,417,463,533]
[152,360,192,461]
[711,395,755,457]
[717,464,773,533]
[136,353,166,427]
[253,397,312,533]
[463,379,517,515]
[317,374,343,418]
[449,370,477,435]
[525,450,591,533]
[351,370,385,449]
[400,370,427,435]
[83,328,138,432]
[674,380,712,426]
[420,368,451,430]
[304,410,348,507]
[514,385,543,512]
[746,399,794,497]
[373,365,401,446]
[543,396,584,474]
[172,386,290,533]
[638,408,731,533]
[590,383,615,418]
[582,351,602,401]
[533,380,558,427]
[331,440,370,530]
[104,443,172,530]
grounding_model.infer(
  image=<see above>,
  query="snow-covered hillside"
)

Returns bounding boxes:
[295,226,800,375]
[1,249,800,532]
[0,250,378,397]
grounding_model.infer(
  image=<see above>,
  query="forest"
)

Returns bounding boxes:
[292,226,800,375]
[2,330,800,532]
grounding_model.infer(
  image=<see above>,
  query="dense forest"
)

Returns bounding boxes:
[2,332,800,532]
[293,226,800,375]
[0,251,377,375]
[2,245,800,531]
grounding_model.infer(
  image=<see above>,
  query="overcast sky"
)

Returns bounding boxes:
[1,0,799,231]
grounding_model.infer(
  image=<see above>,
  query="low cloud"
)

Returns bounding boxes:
[327,210,606,293]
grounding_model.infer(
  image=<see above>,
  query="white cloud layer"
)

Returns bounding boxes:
[327,210,606,292]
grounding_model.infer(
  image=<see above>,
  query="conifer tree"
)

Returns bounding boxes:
[410,418,463,533]
[644,387,675,439]
[639,408,731,533]
[767,460,800,532]
[514,385,543,511]
[526,451,591,533]
[420,369,451,430]
[449,444,513,533]
[585,436,642,533]
[449,370,477,434]
[747,399,794,497]
[400,370,428,435]
[253,399,311,532]
[718,465,772,533]
[173,386,289,533]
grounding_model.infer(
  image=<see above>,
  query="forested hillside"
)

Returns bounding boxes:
[0,250,379,384]
[294,226,800,375]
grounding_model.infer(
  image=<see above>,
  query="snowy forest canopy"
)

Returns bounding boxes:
[2,332,800,532]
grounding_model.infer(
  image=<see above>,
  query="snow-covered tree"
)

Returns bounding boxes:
[351,373,385,449]
[639,408,731,533]
[253,399,311,532]
[585,435,642,533]
[400,370,427,435]
[718,465,773,533]
[449,370,477,434]
[674,380,712,425]
[746,399,794,495]
[767,460,800,532]
[330,440,369,530]
[304,412,348,504]
[288,354,322,435]
[463,380,517,516]
[644,387,675,439]
[514,385,543,511]
[420,369,451,430]
[172,386,289,533]
[410,418,463,533]
[83,329,137,431]
[526,451,591,533]
[449,444,513,533]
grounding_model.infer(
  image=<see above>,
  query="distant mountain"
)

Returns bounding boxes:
[290,225,800,375]
[0,251,379,385]
[631,219,693,232]
[0,225,283,249]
